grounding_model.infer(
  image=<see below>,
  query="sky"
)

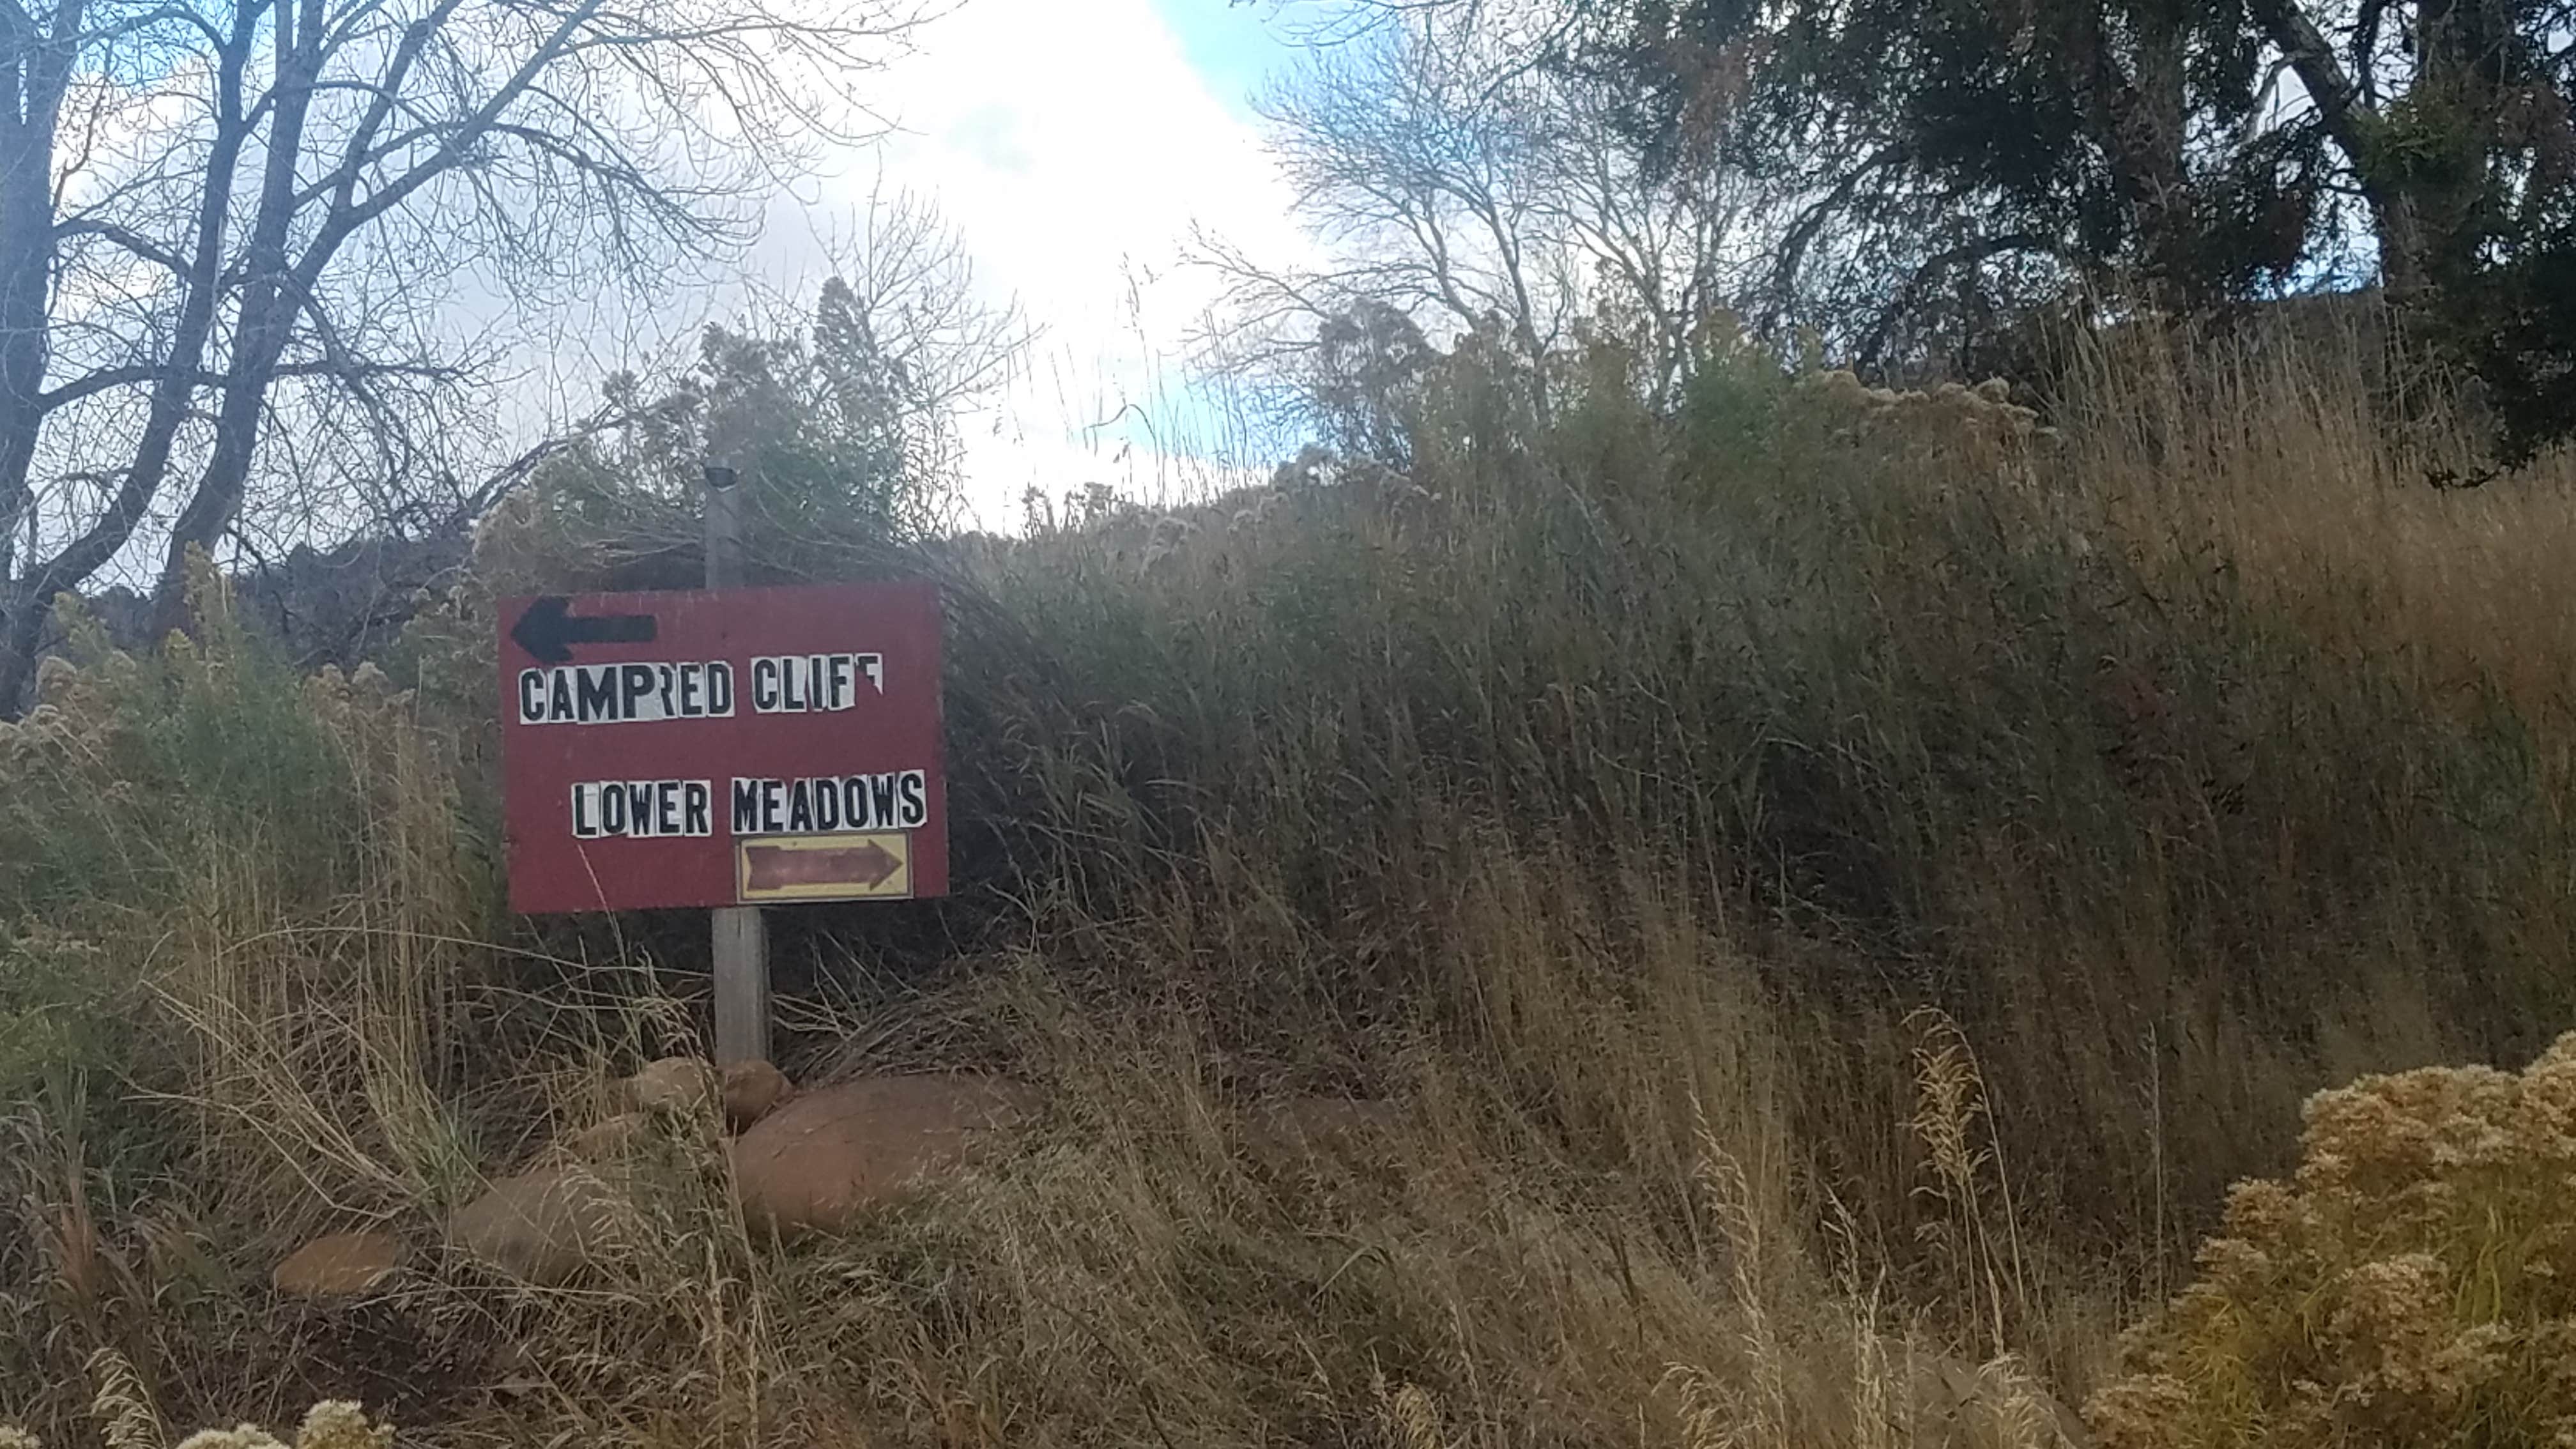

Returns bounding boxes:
[33,0,1345,593]
[660,0,1335,535]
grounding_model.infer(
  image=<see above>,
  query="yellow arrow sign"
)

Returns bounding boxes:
[736,832,912,902]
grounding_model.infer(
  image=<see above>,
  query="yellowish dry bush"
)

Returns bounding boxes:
[2085,1030,2576,1448]
[168,1402,395,1449]
[3,1400,392,1449]
[1793,369,2054,473]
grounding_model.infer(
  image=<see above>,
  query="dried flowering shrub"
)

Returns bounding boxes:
[0,1401,397,1449]
[2086,1031,2576,1446]
[1788,370,2055,487]
[171,1402,396,1449]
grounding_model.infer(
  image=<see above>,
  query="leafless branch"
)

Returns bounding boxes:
[0,0,936,710]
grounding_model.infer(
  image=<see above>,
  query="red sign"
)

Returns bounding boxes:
[497,581,947,914]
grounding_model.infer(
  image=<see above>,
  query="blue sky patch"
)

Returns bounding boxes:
[1150,0,1312,118]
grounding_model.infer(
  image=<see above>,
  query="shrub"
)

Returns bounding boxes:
[2085,1031,2576,1447]
[0,568,489,1431]
[0,1400,396,1449]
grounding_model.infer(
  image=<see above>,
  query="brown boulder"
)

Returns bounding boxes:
[622,1057,716,1118]
[721,1059,793,1132]
[447,1165,629,1286]
[728,1074,1039,1237]
[272,1230,404,1298]
[562,1110,658,1163]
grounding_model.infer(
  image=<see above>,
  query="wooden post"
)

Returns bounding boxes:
[704,464,769,1066]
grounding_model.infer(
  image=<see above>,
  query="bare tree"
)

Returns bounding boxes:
[1192,0,1772,445]
[0,0,935,710]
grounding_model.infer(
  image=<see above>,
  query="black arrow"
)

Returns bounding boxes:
[510,595,658,665]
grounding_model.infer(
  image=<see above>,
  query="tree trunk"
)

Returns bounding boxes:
[2244,0,2439,296]
[2080,5,2197,305]
[0,0,85,584]
[0,4,259,717]
[2369,193,2434,298]
[2402,0,2510,286]
[150,0,325,640]
[0,584,38,716]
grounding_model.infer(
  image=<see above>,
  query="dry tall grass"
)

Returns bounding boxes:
[1,307,2570,1445]
[2060,310,2576,726]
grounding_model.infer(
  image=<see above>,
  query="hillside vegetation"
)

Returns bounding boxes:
[3,312,2573,1446]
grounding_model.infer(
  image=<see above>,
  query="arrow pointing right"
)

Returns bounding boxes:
[742,839,905,894]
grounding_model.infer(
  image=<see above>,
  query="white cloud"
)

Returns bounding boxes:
[750,0,1315,532]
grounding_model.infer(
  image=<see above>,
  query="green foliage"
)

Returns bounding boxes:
[0,930,120,1104]
[0,559,485,1197]
[0,589,363,1111]
[0,605,355,921]
[539,274,963,563]
[1576,0,2323,325]
[2421,235,2576,469]
[1675,311,1793,461]
[0,565,493,1434]
[1571,0,2576,458]
[1303,298,1436,468]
